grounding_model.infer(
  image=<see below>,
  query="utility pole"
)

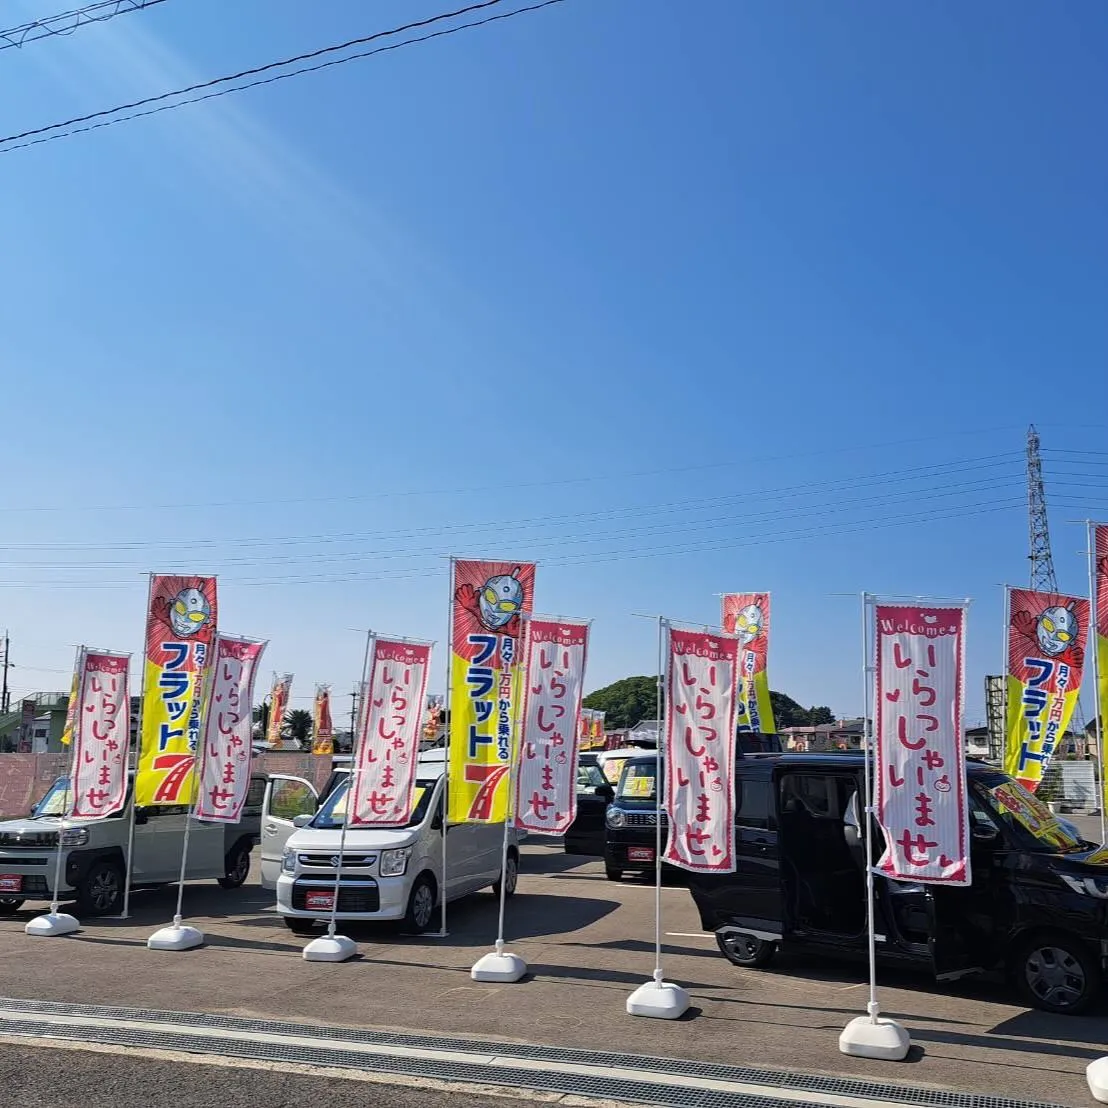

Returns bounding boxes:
[349,685,359,750]
[1027,424,1059,593]
[1,631,9,714]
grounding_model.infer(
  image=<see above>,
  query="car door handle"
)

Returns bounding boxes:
[264,823,279,834]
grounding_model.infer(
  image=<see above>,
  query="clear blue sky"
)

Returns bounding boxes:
[1,0,1107,726]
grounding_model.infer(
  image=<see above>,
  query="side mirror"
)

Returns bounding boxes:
[595,784,615,801]
[292,813,313,828]
[972,823,1000,845]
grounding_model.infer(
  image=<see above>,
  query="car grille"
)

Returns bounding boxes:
[291,881,380,913]
[297,854,377,869]
[623,812,667,827]
[0,833,56,848]
[0,858,49,867]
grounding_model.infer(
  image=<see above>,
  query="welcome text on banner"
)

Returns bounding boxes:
[448,560,535,824]
[874,604,969,885]
[71,650,131,819]
[663,626,740,873]
[514,619,589,835]
[721,592,776,734]
[136,575,217,807]
[1096,526,1108,808]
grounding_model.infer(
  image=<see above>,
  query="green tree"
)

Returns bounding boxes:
[806,705,835,725]
[283,708,313,750]
[768,691,808,728]
[582,676,661,730]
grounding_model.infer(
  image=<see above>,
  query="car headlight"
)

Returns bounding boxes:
[379,848,411,877]
[606,807,626,829]
[59,828,89,847]
[282,848,296,874]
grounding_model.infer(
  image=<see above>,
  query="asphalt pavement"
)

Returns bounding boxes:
[0,842,1103,1108]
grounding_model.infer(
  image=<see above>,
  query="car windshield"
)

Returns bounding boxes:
[617,760,660,801]
[599,756,633,785]
[576,762,607,789]
[32,777,129,819]
[312,777,437,829]
[974,771,1085,852]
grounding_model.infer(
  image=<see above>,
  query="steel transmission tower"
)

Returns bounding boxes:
[1027,424,1059,593]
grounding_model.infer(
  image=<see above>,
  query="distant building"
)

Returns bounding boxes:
[779,718,866,752]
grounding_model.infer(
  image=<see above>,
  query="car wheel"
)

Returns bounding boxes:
[404,875,437,935]
[218,845,252,889]
[283,916,320,935]
[492,850,518,899]
[716,930,778,968]
[78,860,123,917]
[0,898,25,915]
[605,866,624,882]
[1013,932,1098,1014]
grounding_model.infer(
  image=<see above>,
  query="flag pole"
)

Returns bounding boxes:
[433,557,455,940]
[1087,524,1107,846]
[121,573,155,920]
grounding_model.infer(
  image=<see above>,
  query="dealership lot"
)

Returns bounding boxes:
[0,841,1104,1108]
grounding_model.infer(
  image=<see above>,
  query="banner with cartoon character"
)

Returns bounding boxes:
[514,619,589,835]
[1004,587,1089,792]
[59,662,79,747]
[874,604,970,886]
[311,684,334,756]
[350,638,432,826]
[136,575,218,807]
[721,592,776,734]
[265,672,293,750]
[71,649,131,819]
[662,625,740,873]
[195,635,266,823]
[447,560,536,824]
[1095,526,1108,805]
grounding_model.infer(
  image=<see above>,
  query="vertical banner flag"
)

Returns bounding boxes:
[18,700,35,752]
[350,639,432,826]
[311,684,334,755]
[266,673,293,749]
[1095,526,1108,799]
[448,561,536,823]
[60,664,79,747]
[721,593,776,734]
[137,575,217,806]
[422,694,444,743]
[874,604,969,885]
[195,635,266,822]
[514,619,589,835]
[71,650,131,819]
[591,709,605,745]
[1004,588,1089,791]
[663,626,740,873]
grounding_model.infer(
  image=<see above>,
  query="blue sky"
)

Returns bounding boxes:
[1,0,1106,725]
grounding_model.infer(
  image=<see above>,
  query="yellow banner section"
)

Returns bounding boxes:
[741,669,776,736]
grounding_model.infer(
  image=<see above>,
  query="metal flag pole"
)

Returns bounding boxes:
[434,557,455,940]
[1086,523,1107,846]
[1001,584,1011,778]
[121,573,154,919]
[839,592,909,1059]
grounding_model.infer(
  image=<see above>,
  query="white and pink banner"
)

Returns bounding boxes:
[350,638,432,827]
[514,619,590,834]
[71,649,131,819]
[663,626,740,873]
[195,635,267,823]
[874,603,970,886]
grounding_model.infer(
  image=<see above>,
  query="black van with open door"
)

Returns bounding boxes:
[687,753,1108,1014]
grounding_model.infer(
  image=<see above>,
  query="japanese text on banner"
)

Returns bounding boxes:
[1003,588,1088,792]
[136,575,217,807]
[447,561,536,824]
[874,604,969,885]
[514,620,589,835]
[1095,526,1108,806]
[71,650,131,819]
[721,593,776,734]
[266,673,293,750]
[311,684,334,756]
[663,627,740,873]
[195,635,266,823]
[350,640,432,827]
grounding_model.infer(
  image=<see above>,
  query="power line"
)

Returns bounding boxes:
[0,0,167,51]
[0,0,566,153]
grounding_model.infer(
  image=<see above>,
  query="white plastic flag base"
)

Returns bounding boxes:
[302,934,357,962]
[24,912,79,937]
[147,923,204,951]
[626,979,690,1019]
[839,1015,911,1060]
[1086,1057,1108,1102]
[471,949,527,982]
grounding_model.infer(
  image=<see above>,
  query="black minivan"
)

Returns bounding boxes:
[685,752,1108,1014]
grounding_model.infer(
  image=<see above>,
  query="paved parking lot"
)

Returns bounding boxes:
[0,841,1104,1108]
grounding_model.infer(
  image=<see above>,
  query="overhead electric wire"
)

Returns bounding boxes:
[0,0,566,153]
[0,0,167,51]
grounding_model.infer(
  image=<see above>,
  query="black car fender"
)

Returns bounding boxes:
[65,846,127,889]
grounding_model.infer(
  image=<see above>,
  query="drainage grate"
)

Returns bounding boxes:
[0,996,1067,1108]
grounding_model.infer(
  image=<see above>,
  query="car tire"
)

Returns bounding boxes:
[716,930,778,968]
[0,898,25,915]
[77,859,123,917]
[404,874,438,935]
[492,849,519,899]
[605,866,623,882]
[1012,932,1099,1015]
[218,844,252,889]
[283,916,320,935]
